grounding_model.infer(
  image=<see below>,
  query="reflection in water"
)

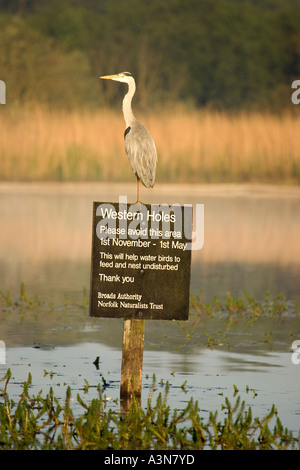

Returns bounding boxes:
[0,182,299,302]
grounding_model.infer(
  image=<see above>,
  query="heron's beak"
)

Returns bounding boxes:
[100,74,119,80]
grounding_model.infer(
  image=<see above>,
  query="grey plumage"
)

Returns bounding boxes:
[100,72,157,201]
[124,121,156,188]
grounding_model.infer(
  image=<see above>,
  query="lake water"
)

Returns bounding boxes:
[1,183,300,436]
[1,182,299,302]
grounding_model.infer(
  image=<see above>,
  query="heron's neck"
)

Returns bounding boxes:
[122,80,136,128]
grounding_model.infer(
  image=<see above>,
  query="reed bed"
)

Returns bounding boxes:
[0,106,299,183]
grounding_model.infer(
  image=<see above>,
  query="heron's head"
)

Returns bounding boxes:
[100,72,134,84]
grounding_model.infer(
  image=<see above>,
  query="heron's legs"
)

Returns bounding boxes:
[136,177,140,204]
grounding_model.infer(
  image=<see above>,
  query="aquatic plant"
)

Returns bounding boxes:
[1,284,299,354]
[173,290,300,351]
[0,369,298,450]
[190,290,295,321]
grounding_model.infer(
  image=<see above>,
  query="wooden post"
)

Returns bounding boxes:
[120,319,145,400]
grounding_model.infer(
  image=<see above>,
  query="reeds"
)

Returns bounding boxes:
[0,105,299,183]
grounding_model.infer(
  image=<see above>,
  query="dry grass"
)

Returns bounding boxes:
[0,105,299,183]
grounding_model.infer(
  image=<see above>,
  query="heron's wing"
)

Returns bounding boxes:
[124,121,157,188]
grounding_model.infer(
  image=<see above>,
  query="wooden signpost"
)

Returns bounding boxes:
[90,198,194,403]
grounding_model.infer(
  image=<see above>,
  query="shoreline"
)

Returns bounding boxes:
[1,181,300,198]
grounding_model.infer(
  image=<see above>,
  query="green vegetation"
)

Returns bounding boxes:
[190,290,296,324]
[0,284,299,350]
[0,369,299,450]
[1,285,299,449]
[0,0,300,111]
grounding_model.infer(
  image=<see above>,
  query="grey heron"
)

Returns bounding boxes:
[100,72,157,203]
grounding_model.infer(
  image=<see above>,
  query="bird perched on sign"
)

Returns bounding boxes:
[100,72,157,203]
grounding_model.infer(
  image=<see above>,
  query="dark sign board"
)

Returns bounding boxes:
[90,200,193,321]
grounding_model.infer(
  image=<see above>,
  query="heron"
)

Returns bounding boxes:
[100,72,157,203]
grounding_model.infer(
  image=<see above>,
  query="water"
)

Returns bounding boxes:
[0,183,300,434]
[2,341,299,433]
[0,182,299,302]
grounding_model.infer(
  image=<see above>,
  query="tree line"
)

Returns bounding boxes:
[0,0,299,110]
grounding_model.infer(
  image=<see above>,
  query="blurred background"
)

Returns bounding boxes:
[1,0,300,111]
[0,0,300,184]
